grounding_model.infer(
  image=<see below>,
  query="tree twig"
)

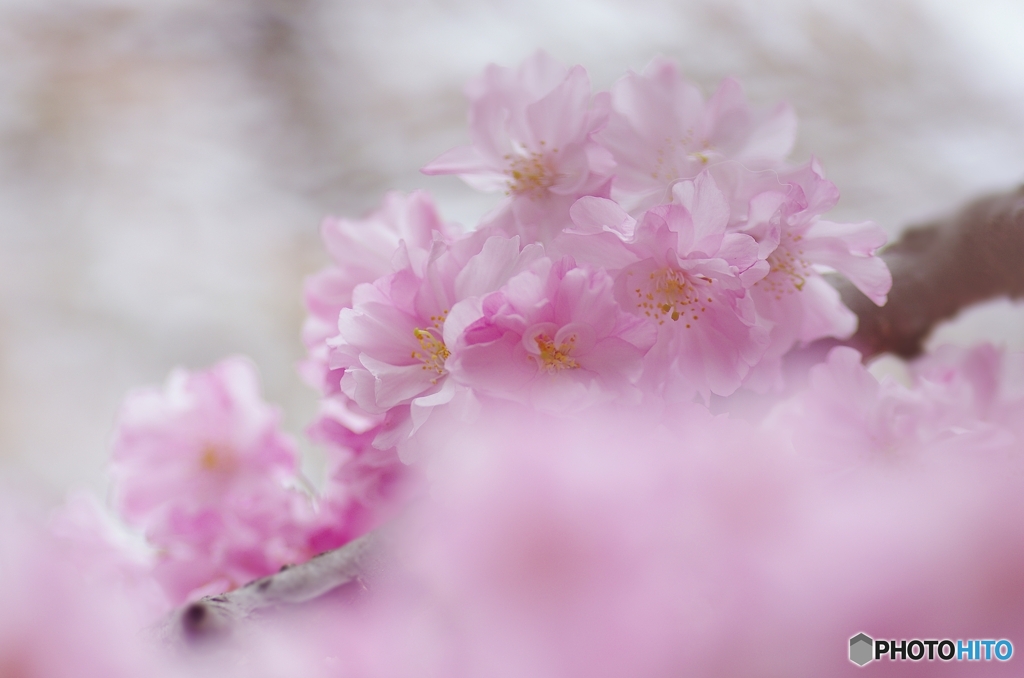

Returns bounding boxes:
[157,530,384,644]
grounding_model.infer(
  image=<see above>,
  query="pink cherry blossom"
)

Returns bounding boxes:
[110,356,312,603]
[422,51,614,242]
[21,53,1024,678]
[726,160,892,391]
[767,346,1010,465]
[596,57,796,212]
[910,343,1024,442]
[767,160,891,305]
[447,256,656,411]
[331,234,544,452]
[571,172,769,398]
[301,190,455,396]
[771,346,927,461]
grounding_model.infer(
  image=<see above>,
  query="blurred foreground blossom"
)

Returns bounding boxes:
[220,396,1024,677]
[110,357,313,602]
[0,502,166,677]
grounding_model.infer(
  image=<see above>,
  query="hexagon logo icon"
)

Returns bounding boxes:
[850,633,874,666]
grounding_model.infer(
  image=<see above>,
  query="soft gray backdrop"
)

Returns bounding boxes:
[2,0,1023,502]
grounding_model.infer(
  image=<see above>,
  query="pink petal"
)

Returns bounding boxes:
[421,145,508,192]
[524,65,592,150]
[800,236,892,305]
[568,196,636,239]
[737,102,797,168]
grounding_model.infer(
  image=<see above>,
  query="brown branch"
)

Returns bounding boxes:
[835,184,1024,359]
[156,530,385,645]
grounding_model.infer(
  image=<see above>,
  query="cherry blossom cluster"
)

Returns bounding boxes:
[9,53,1024,677]
[305,52,891,462]
[57,51,896,612]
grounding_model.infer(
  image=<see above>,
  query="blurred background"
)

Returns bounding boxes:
[1,0,1023,503]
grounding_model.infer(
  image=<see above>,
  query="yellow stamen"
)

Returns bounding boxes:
[199,445,234,472]
[757,236,809,299]
[533,333,579,373]
[411,326,450,382]
[504,148,556,198]
[634,267,709,326]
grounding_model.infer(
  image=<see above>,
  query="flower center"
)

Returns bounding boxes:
[199,444,236,473]
[649,134,714,182]
[633,267,711,327]
[533,333,579,373]
[411,310,450,381]
[758,236,809,299]
[505,145,557,198]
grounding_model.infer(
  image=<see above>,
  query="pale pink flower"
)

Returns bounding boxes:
[911,343,1006,413]
[726,160,892,390]
[756,160,890,305]
[422,51,614,242]
[331,234,544,452]
[775,346,925,460]
[768,346,1008,464]
[301,190,455,395]
[596,57,796,212]
[571,172,769,398]
[447,256,656,411]
[909,343,1024,443]
[716,424,1024,676]
[110,357,312,603]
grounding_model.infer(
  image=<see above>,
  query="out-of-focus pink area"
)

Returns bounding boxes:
[150,383,1024,676]
[15,342,1024,675]
[379,397,1024,677]
[1,0,1023,501]
[99,356,407,605]
[109,356,313,603]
